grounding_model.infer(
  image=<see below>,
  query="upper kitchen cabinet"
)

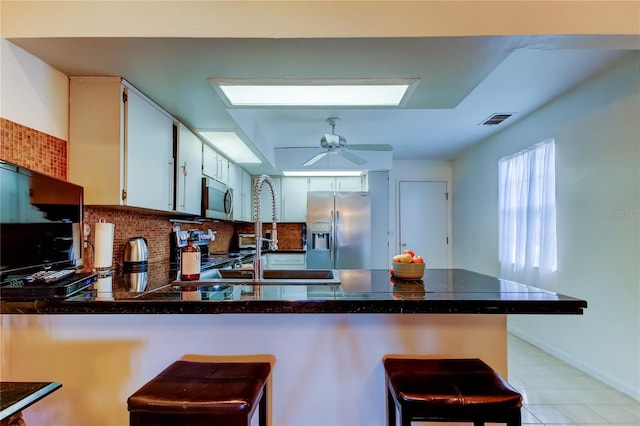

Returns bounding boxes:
[69,77,175,212]
[307,176,365,192]
[228,163,252,222]
[280,177,308,222]
[241,169,252,221]
[202,144,229,185]
[175,124,203,215]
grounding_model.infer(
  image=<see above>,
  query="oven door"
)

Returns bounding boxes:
[202,178,233,220]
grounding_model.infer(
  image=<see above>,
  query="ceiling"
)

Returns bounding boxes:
[8,35,636,174]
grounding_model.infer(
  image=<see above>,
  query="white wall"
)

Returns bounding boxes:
[3,313,509,426]
[388,160,452,264]
[3,2,638,39]
[0,38,68,139]
[452,52,640,400]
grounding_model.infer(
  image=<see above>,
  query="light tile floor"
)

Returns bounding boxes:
[508,334,640,425]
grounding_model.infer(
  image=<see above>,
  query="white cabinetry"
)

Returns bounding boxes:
[218,156,229,185]
[228,162,242,220]
[228,164,252,222]
[69,77,175,211]
[307,176,364,192]
[250,176,365,223]
[338,176,366,191]
[175,124,203,215]
[280,177,308,222]
[241,169,252,221]
[202,144,229,184]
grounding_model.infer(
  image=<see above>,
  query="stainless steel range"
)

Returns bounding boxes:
[171,227,216,270]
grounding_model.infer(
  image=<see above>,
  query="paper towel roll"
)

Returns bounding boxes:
[94,221,115,268]
[96,275,114,301]
[96,274,113,293]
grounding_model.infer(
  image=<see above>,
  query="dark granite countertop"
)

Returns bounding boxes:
[0,268,586,315]
[0,382,62,420]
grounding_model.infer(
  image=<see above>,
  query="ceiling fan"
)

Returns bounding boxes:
[302,117,393,167]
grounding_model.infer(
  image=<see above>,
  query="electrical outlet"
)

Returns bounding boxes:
[84,224,91,248]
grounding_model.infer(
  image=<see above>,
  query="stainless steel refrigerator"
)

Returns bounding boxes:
[306,191,371,270]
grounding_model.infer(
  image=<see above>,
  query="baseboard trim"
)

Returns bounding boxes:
[508,326,640,402]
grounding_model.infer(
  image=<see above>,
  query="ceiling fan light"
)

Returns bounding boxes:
[321,133,341,145]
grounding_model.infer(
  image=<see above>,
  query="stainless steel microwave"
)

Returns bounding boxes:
[202,177,233,220]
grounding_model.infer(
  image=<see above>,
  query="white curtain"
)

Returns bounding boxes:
[498,139,557,290]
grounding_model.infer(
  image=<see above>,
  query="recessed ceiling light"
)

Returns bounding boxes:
[197,131,262,164]
[209,79,419,106]
[282,171,364,177]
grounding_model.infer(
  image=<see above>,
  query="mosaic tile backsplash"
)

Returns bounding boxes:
[1,118,67,180]
[1,118,304,271]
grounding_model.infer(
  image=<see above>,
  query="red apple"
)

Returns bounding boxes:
[404,249,415,257]
[411,255,424,264]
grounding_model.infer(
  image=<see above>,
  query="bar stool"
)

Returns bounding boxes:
[383,357,522,426]
[127,360,271,426]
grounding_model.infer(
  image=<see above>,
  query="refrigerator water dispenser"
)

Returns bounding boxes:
[310,222,331,250]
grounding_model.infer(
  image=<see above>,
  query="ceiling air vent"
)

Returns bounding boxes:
[480,113,513,126]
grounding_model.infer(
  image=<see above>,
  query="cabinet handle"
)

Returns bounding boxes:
[169,159,174,210]
[329,210,335,265]
[180,162,187,210]
[335,210,341,266]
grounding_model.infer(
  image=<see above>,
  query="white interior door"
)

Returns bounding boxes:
[399,181,449,268]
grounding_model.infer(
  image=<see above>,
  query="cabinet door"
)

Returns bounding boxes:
[242,170,252,222]
[202,144,218,179]
[228,162,243,220]
[308,176,363,192]
[336,176,364,191]
[308,177,334,191]
[217,155,229,184]
[69,76,123,206]
[124,88,175,211]
[176,124,203,215]
[281,177,308,222]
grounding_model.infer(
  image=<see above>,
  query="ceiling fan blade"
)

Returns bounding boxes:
[341,151,367,165]
[303,151,329,166]
[348,144,394,151]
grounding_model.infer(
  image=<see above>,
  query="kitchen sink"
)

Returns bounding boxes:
[194,269,341,285]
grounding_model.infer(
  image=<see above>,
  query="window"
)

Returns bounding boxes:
[498,139,557,289]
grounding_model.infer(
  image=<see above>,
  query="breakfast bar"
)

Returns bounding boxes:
[0,268,586,425]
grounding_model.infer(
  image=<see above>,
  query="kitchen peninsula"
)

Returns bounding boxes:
[1,269,585,426]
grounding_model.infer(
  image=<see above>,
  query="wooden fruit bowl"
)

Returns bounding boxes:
[392,262,425,280]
